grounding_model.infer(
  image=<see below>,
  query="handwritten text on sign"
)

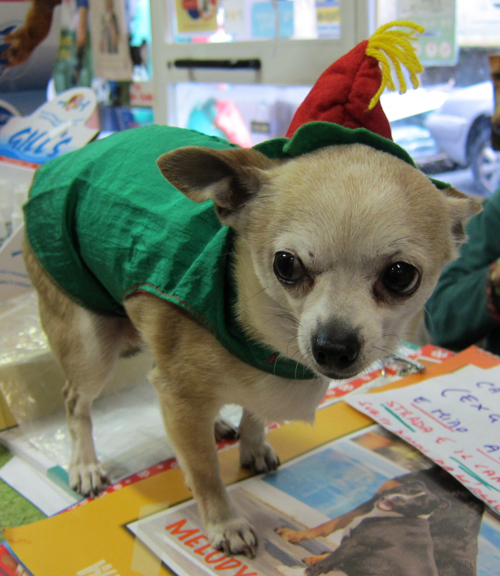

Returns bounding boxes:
[347,365,500,513]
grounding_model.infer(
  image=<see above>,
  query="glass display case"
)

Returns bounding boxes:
[150,0,375,125]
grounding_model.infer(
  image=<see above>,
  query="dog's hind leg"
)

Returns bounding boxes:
[239,409,280,474]
[214,417,239,442]
[43,303,131,495]
[23,243,132,495]
[56,311,134,496]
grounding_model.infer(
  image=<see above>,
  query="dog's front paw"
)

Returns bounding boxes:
[207,517,258,558]
[69,462,110,497]
[275,527,305,543]
[302,553,329,566]
[240,440,280,474]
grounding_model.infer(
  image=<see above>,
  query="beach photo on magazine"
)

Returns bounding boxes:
[127,425,500,576]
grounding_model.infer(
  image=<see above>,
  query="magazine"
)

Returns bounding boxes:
[129,425,500,576]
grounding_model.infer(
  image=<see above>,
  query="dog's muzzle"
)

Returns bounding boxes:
[311,322,361,378]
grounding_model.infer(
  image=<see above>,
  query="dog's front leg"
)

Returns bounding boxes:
[153,374,258,557]
[239,409,280,474]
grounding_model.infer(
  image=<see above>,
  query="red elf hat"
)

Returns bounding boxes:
[286,21,425,141]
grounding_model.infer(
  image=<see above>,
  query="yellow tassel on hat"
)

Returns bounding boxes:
[366,21,425,110]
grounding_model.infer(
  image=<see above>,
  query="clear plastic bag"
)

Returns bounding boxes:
[0,291,242,483]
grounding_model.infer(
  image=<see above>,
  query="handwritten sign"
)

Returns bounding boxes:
[347,364,500,513]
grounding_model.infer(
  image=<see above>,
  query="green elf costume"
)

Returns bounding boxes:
[24,22,444,380]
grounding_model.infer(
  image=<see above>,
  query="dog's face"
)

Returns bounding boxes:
[375,480,442,517]
[158,143,481,380]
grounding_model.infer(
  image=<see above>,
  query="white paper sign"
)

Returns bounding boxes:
[347,365,500,514]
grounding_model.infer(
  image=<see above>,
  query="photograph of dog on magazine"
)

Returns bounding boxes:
[128,425,500,576]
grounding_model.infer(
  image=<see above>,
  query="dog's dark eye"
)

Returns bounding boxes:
[383,262,420,295]
[273,251,306,284]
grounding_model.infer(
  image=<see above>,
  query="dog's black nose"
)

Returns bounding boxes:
[312,324,360,373]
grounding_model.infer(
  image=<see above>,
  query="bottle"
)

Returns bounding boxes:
[0,180,12,240]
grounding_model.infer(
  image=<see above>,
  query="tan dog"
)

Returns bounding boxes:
[23,141,480,557]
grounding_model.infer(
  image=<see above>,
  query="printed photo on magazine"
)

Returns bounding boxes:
[127,425,500,576]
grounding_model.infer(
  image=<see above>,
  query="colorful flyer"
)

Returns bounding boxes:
[176,0,219,34]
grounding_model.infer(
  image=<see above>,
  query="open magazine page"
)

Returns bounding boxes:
[129,425,500,576]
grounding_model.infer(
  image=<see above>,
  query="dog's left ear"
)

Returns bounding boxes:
[442,186,482,253]
[157,147,279,227]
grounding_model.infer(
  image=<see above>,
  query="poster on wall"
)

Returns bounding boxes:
[315,0,340,39]
[51,0,94,94]
[397,0,457,66]
[251,1,294,39]
[88,0,132,80]
[0,0,61,92]
[176,0,219,34]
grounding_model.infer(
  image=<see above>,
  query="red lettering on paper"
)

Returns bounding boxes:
[358,400,373,407]
[194,543,212,556]
[434,459,454,472]
[185,534,209,548]
[205,551,227,564]
[474,465,500,482]
[407,416,433,433]
[165,519,200,541]
[436,437,455,444]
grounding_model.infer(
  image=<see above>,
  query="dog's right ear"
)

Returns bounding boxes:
[157,147,279,227]
[441,186,483,254]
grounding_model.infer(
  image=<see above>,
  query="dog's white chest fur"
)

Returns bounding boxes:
[230,373,331,424]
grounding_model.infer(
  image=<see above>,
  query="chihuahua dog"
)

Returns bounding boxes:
[23,126,480,558]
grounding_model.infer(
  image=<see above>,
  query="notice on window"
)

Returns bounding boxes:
[397,0,457,66]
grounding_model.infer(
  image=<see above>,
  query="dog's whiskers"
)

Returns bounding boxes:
[243,285,271,305]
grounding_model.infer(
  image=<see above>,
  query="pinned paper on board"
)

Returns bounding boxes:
[176,0,219,34]
[88,0,134,80]
[347,364,500,514]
